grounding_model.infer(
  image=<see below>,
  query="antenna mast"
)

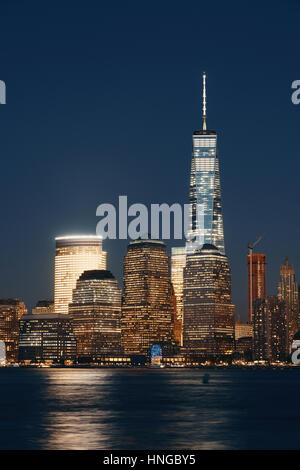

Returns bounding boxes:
[202,71,207,130]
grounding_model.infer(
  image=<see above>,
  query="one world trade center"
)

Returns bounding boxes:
[187,72,225,254]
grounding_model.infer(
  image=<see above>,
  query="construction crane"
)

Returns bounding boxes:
[248,233,265,323]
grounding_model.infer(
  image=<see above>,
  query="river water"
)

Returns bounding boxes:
[0,367,298,449]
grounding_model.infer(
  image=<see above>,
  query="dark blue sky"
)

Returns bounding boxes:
[0,0,299,320]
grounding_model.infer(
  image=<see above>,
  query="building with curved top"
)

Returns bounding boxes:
[121,239,175,355]
[69,269,122,359]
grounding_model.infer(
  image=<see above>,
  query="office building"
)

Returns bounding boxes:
[0,299,27,362]
[171,246,186,345]
[235,321,253,340]
[54,235,106,314]
[182,74,234,358]
[18,313,76,363]
[69,269,122,359]
[187,72,225,254]
[234,322,253,360]
[183,244,235,356]
[121,239,174,355]
[235,337,253,359]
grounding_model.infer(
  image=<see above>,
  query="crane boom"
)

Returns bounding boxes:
[253,233,265,248]
[248,233,265,250]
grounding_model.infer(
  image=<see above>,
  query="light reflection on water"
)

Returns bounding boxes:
[42,370,117,450]
[0,368,300,449]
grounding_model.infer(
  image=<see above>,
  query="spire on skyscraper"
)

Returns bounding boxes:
[202,71,207,131]
[187,72,225,255]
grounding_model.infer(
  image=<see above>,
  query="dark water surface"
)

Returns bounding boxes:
[0,367,299,450]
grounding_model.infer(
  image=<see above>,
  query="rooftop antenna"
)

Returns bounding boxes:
[202,71,207,130]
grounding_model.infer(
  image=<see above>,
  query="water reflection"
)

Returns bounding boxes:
[41,370,117,449]
[1,368,300,449]
[37,369,243,449]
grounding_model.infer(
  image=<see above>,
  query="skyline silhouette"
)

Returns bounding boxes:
[0,0,299,321]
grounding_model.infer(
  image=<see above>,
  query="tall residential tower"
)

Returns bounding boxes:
[247,253,266,323]
[278,256,299,347]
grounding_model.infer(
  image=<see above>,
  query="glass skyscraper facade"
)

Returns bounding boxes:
[187,130,225,254]
[183,244,235,356]
[18,313,76,363]
[182,74,234,358]
[121,239,175,355]
[54,235,107,314]
[69,269,122,359]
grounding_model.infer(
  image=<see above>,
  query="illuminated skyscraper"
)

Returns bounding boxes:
[247,253,266,322]
[270,297,289,361]
[183,244,235,356]
[278,256,299,346]
[187,72,225,254]
[54,235,106,314]
[253,296,288,362]
[252,298,271,362]
[121,239,174,355]
[183,75,234,358]
[69,270,122,359]
[171,247,186,345]
[0,299,27,362]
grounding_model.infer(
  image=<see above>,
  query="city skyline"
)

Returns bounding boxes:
[1,1,300,454]
[0,1,299,322]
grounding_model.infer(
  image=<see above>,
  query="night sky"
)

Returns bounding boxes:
[0,0,299,320]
